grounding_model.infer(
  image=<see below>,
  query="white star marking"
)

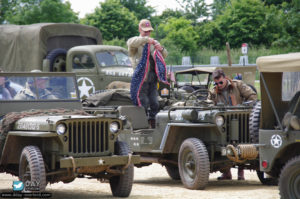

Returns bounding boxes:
[98,159,104,165]
[77,77,95,98]
[270,134,282,148]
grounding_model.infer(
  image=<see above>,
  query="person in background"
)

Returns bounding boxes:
[208,69,257,180]
[0,76,12,100]
[14,76,56,100]
[127,19,168,128]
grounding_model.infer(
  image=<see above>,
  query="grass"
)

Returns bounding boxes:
[166,46,296,65]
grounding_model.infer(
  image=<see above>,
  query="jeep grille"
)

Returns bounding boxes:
[226,113,249,143]
[67,120,109,154]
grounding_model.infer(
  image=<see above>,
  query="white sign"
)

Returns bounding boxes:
[241,43,248,55]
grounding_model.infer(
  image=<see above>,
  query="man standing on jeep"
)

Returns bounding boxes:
[127,19,168,128]
[208,68,257,180]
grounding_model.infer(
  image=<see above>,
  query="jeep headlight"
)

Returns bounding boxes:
[215,116,224,126]
[110,122,119,133]
[56,124,66,135]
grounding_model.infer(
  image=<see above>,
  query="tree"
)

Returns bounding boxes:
[210,0,230,19]
[5,0,78,24]
[81,0,138,41]
[0,0,17,24]
[272,2,300,50]
[176,0,208,24]
[119,0,154,20]
[160,17,199,55]
[198,0,278,49]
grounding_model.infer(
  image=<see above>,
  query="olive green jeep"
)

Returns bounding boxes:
[0,72,139,197]
[256,53,300,199]
[84,66,269,190]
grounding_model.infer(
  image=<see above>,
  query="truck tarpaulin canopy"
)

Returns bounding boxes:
[0,23,102,72]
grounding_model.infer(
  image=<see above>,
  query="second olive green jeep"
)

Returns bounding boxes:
[256,53,300,199]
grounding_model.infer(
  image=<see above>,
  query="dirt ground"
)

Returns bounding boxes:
[0,164,280,199]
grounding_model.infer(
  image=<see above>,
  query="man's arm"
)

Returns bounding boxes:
[237,81,257,101]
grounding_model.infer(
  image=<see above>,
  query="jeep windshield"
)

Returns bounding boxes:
[176,73,210,89]
[0,76,79,101]
[282,72,300,101]
[96,51,131,67]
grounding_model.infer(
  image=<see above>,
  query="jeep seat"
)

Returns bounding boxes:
[117,106,148,130]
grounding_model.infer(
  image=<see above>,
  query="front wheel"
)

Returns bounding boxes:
[19,146,47,192]
[279,156,300,199]
[178,138,209,190]
[109,141,134,197]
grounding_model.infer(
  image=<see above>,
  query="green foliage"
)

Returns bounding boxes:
[81,0,138,41]
[0,0,17,24]
[103,38,127,49]
[198,0,281,49]
[160,17,199,55]
[210,0,230,19]
[271,2,300,50]
[176,0,208,24]
[5,0,78,24]
[119,0,154,20]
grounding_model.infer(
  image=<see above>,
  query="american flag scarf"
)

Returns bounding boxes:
[130,43,169,106]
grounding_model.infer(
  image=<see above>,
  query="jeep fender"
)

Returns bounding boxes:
[159,123,216,154]
[0,132,57,165]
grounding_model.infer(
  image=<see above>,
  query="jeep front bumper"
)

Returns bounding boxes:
[60,155,140,169]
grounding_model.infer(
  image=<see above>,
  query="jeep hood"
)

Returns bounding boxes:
[14,115,96,131]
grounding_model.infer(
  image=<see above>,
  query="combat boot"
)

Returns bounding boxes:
[217,170,232,180]
[238,168,245,180]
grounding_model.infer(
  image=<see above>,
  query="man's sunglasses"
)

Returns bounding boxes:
[214,81,223,86]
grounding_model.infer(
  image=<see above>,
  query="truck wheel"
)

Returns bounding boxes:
[109,141,134,197]
[178,138,209,190]
[46,48,67,72]
[249,101,261,143]
[165,165,180,180]
[279,156,300,199]
[19,146,47,192]
[256,170,278,185]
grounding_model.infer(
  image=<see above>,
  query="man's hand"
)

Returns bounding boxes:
[154,43,163,51]
[148,38,156,45]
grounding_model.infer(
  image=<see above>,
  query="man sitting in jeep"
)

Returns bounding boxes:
[14,76,57,100]
[208,68,257,180]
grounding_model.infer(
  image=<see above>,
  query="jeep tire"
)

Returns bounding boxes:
[109,141,134,197]
[19,145,47,192]
[256,170,278,186]
[249,101,261,143]
[165,164,180,180]
[178,138,209,190]
[279,155,300,199]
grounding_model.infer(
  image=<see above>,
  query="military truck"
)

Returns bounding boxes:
[256,53,300,199]
[0,72,139,197]
[0,23,133,98]
[84,66,271,190]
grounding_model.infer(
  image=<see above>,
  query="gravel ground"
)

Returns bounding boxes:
[0,164,280,199]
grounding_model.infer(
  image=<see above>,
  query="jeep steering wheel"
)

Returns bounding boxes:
[184,89,209,106]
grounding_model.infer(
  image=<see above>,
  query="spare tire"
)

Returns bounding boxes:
[249,101,261,143]
[46,48,67,72]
